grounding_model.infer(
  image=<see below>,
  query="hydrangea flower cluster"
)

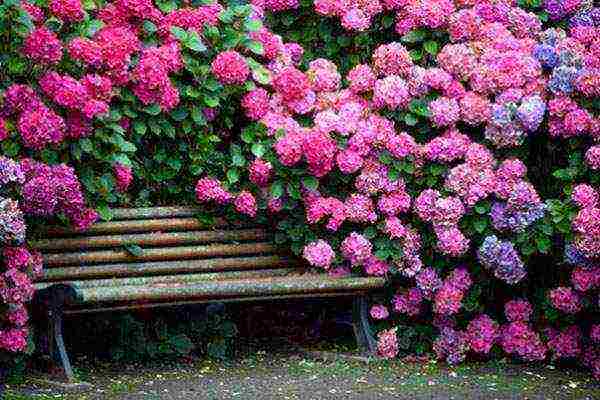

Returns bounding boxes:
[191,0,600,378]
[478,236,526,285]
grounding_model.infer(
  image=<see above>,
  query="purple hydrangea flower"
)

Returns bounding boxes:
[478,235,526,285]
[533,44,559,69]
[0,198,26,245]
[517,96,546,132]
[491,201,546,232]
[0,156,25,187]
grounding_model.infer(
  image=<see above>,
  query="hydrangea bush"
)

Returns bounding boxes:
[0,0,599,380]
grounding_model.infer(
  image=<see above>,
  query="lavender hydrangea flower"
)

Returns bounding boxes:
[533,44,559,69]
[491,202,546,232]
[569,10,594,27]
[478,235,526,285]
[564,243,595,268]
[517,96,546,132]
[549,65,581,94]
[0,156,25,187]
[0,197,26,245]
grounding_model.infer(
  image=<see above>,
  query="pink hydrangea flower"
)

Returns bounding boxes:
[370,304,389,320]
[234,191,257,217]
[114,163,133,193]
[303,239,335,269]
[211,51,249,85]
[377,328,398,359]
[195,177,232,204]
[341,232,372,266]
[242,89,270,121]
[467,314,499,354]
[549,287,582,314]
[249,159,273,187]
[504,300,533,322]
[22,27,63,65]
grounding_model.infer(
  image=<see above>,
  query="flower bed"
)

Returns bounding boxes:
[0,0,599,380]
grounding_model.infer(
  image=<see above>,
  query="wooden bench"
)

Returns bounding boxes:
[32,207,386,382]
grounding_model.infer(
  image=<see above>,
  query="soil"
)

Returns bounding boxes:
[4,339,600,400]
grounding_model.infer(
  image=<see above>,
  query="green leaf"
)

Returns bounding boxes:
[133,120,147,135]
[401,29,427,44]
[404,113,418,126]
[374,249,390,261]
[170,26,188,41]
[302,176,319,191]
[246,41,264,55]
[270,181,284,199]
[124,244,144,257]
[474,218,488,234]
[245,19,262,32]
[423,40,439,55]
[241,128,255,143]
[203,95,220,108]
[96,204,113,221]
[143,104,162,115]
[251,143,266,158]
[143,20,157,34]
[535,237,551,254]
[227,168,240,184]
[185,31,207,52]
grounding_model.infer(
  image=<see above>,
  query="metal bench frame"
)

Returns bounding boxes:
[32,207,384,382]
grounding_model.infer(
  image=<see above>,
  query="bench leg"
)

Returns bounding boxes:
[352,296,377,355]
[48,306,75,383]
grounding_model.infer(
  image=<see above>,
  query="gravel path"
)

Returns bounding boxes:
[5,341,600,400]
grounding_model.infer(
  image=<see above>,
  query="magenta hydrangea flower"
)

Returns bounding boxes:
[249,158,273,187]
[504,300,533,322]
[549,287,582,314]
[195,177,232,204]
[234,191,257,217]
[370,304,389,320]
[467,314,499,354]
[377,328,398,359]
[114,164,133,193]
[272,66,310,102]
[341,232,372,266]
[392,287,423,316]
[211,51,249,85]
[500,321,546,361]
[434,327,470,365]
[242,88,270,121]
[302,239,335,269]
[49,0,84,21]
[22,27,63,65]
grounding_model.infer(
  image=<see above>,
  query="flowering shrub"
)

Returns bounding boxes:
[0,0,599,381]
[192,0,600,380]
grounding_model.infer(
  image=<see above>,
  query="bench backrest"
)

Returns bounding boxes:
[32,207,297,289]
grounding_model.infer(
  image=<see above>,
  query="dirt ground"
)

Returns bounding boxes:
[4,340,600,400]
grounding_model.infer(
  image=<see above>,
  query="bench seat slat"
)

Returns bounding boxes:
[110,207,201,220]
[35,268,298,290]
[40,218,233,237]
[37,256,295,282]
[67,275,386,304]
[63,292,363,314]
[33,229,267,251]
[43,242,278,267]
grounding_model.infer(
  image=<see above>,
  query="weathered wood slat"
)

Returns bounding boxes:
[111,207,201,220]
[71,276,386,304]
[40,217,232,237]
[33,229,267,251]
[35,268,297,290]
[43,243,278,267]
[37,256,295,282]
[63,292,363,314]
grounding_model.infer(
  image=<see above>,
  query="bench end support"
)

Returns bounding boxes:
[352,296,377,355]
